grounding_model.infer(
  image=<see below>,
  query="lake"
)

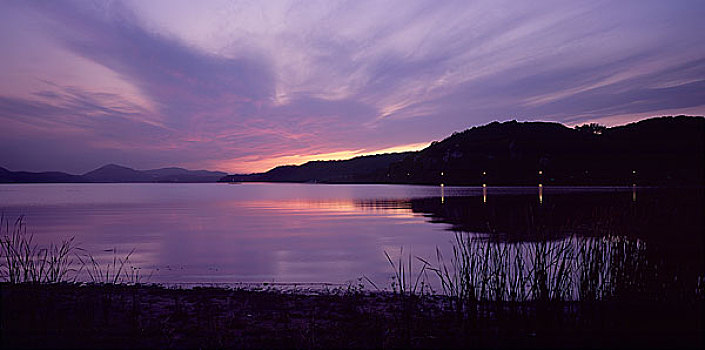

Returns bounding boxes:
[0,183,702,291]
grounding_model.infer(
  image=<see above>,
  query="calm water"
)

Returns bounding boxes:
[0,183,702,289]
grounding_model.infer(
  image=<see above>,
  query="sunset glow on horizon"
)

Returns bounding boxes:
[200,141,432,174]
[2,0,704,174]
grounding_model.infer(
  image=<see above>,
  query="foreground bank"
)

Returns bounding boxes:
[1,283,703,349]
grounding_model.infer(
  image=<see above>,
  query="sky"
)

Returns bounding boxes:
[1,0,704,174]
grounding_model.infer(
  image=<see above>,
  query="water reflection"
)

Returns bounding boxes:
[362,187,705,294]
[633,184,637,202]
[384,187,703,242]
[0,184,701,290]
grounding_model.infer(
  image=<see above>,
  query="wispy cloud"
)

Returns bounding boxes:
[1,0,704,173]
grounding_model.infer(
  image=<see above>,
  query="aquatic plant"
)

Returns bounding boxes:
[421,232,691,305]
[0,216,77,283]
[76,247,137,284]
[384,247,432,296]
[1,215,145,285]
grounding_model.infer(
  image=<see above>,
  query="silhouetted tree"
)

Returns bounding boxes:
[575,123,606,135]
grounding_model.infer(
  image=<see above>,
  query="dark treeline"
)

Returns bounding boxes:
[222,115,705,186]
[224,153,409,183]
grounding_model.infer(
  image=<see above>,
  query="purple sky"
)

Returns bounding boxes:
[1,0,704,174]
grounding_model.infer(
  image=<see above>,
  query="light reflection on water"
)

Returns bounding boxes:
[0,183,701,290]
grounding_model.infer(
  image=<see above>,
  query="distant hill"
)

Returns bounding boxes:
[220,153,410,183]
[0,166,86,183]
[0,164,226,183]
[142,167,227,183]
[4,116,703,185]
[83,164,153,182]
[387,115,704,185]
[82,164,226,183]
[221,115,704,186]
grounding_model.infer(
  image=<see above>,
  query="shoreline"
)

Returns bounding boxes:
[2,282,703,349]
[3,182,705,193]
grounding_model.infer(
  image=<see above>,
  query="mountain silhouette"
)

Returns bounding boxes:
[3,116,702,185]
[221,153,410,183]
[221,115,704,186]
[82,164,226,183]
[0,164,226,183]
[0,166,85,183]
[83,164,153,182]
[142,167,227,182]
[387,115,703,185]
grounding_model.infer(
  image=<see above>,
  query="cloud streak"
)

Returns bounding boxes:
[1,0,704,173]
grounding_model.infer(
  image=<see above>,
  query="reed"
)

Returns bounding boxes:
[424,231,692,305]
[76,248,137,284]
[0,216,77,283]
[1,216,145,285]
[384,247,431,296]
